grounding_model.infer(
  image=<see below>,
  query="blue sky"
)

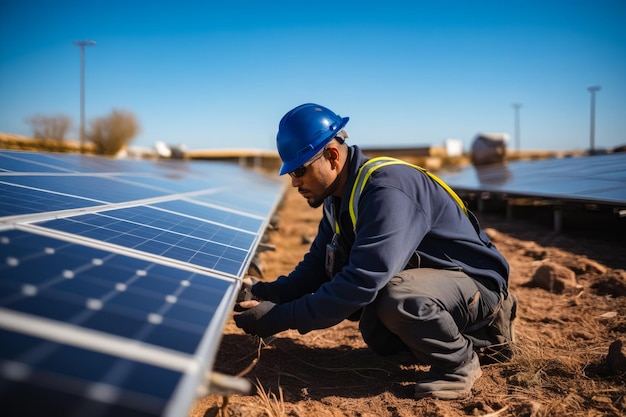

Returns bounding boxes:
[1,0,625,152]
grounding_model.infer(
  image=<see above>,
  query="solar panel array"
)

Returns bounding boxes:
[0,150,285,417]
[438,153,626,206]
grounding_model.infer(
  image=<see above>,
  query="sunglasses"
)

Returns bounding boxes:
[288,148,327,178]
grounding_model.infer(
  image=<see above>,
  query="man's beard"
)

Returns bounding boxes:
[299,188,325,208]
[307,195,324,208]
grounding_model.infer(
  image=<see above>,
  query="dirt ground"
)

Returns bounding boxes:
[190,183,626,417]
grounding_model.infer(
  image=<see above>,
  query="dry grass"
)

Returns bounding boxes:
[254,380,286,417]
[484,318,626,417]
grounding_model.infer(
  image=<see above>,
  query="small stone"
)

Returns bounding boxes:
[530,262,577,294]
[607,339,626,375]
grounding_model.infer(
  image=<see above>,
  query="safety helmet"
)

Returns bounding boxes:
[276,103,349,175]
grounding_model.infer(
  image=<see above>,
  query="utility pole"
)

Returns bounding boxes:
[512,103,522,152]
[73,40,96,153]
[587,86,601,154]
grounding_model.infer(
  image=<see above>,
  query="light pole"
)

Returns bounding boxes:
[587,86,601,154]
[512,103,522,152]
[73,40,96,153]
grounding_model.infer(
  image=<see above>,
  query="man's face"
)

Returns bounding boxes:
[288,148,336,208]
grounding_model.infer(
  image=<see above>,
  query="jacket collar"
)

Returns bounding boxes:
[338,145,369,217]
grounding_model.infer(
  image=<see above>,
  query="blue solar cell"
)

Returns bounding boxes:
[118,175,222,193]
[0,329,181,417]
[0,153,71,173]
[0,150,156,174]
[109,289,174,312]
[152,199,263,232]
[58,153,160,173]
[49,277,113,299]
[118,360,182,399]
[6,296,86,321]
[1,251,94,285]
[0,151,85,172]
[142,324,205,354]
[164,302,216,325]
[0,182,99,217]
[192,181,285,216]
[80,309,149,339]
[2,175,168,203]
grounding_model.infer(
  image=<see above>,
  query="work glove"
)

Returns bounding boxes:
[234,301,285,338]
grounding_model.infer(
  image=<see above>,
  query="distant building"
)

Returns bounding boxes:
[471,133,509,166]
[444,138,463,157]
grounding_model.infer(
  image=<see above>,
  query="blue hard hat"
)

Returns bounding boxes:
[276,103,349,175]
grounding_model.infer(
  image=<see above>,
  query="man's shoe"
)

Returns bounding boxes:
[414,352,482,400]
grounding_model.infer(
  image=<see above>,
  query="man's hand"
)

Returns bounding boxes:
[235,277,262,312]
[234,301,283,338]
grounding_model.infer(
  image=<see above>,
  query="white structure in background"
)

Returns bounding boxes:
[115,145,157,159]
[444,138,463,157]
[154,141,172,158]
[154,141,187,159]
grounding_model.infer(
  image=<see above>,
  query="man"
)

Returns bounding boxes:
[234,103,515,400]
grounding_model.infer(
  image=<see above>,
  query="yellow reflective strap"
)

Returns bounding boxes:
[349,158,399,228]
[423,170,468,217]
[349,157,393,228]
[348,157,468,232]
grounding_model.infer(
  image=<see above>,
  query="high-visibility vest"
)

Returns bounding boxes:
[326,157,468,235]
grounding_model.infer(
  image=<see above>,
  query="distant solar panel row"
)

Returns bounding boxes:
[0,150,285,417]
[438,153,626,205]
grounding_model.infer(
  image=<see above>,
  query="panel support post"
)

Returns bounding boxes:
[553,204,563,233]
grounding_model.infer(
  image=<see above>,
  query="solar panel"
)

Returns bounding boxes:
[0,149,286,416]
[438,153,626,206]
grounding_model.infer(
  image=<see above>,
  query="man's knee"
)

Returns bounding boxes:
[377,293,464,347]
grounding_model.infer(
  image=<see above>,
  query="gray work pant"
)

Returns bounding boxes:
[360,268,500,371]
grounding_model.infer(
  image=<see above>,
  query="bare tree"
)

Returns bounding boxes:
[25,114,72,141]
[88,110,139,155]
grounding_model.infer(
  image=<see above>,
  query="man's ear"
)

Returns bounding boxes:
[326,147,340,169]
